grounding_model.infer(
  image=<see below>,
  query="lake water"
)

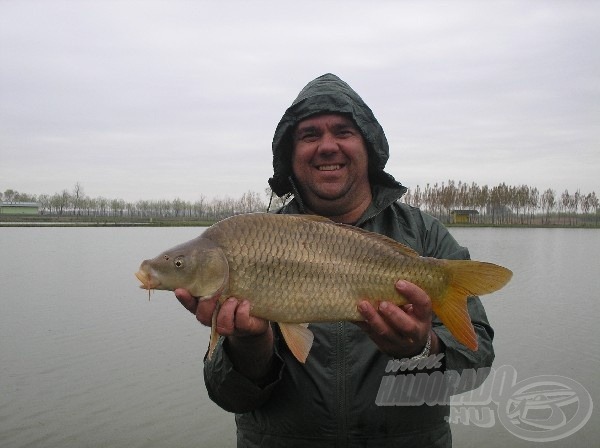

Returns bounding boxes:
[1,227,598,447]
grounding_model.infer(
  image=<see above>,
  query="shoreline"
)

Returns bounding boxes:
[0,216,216,227]
[1,216,598,229]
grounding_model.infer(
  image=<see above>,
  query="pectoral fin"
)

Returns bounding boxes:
[279,322,314,364]
[207,300,221,360]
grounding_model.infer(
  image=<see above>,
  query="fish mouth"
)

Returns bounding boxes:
[135,270,160,290]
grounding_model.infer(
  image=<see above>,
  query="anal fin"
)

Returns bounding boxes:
[279,322,314,364]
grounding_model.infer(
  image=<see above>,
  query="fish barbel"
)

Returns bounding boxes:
[135,213,512,363]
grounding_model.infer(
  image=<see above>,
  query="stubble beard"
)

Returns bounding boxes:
[301,180,360,215]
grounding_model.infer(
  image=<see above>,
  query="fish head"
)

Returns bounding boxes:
[135,236,229,299]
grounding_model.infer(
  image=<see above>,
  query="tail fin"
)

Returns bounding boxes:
[431,260,512,351]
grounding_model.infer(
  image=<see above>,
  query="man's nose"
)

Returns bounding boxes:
[317,132,339,154]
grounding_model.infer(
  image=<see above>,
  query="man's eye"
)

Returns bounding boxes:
[337,128,355,137]
[299,132,318,142]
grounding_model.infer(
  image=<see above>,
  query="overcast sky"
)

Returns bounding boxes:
[1,0,598,203]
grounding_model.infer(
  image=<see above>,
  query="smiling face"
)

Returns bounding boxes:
[291,114,372,222]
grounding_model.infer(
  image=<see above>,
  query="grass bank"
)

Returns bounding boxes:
[0,215,215,227]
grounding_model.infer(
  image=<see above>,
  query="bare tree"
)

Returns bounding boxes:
[2,182,598,226]
[73,182,84,215]
[3,189,16,203]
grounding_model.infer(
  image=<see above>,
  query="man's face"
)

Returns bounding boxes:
[292,114,370,209]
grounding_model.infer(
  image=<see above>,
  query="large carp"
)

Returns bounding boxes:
[135,213,512,363]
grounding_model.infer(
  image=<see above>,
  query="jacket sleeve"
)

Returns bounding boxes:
[203,335,285,413]
[421,214,495,392]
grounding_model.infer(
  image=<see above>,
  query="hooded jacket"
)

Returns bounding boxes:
[268,73,400,198]
[204,74,495,447]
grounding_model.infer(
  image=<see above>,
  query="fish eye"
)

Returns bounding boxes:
[174,257,184,268]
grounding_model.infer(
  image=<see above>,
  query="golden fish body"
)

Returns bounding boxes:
[207,214,446,322]
[136,213,512,363]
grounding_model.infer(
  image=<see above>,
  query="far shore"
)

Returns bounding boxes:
[0,215,215,227]
[1,214,598,229]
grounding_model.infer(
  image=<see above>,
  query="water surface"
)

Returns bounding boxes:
[1,227,598,447]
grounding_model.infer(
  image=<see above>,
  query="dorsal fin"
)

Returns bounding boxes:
[336,222,420,258]
[290,214,334,223]
[293,214,420,258]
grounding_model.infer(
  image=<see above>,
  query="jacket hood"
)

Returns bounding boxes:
[268,73,404,197]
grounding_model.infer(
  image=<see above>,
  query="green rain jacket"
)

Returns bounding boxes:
[204,74,495,447]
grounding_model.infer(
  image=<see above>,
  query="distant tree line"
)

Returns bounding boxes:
[402,181,598,226]
[0,184,276,221]
[1,181,598,226]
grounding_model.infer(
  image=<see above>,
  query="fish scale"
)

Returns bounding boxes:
[136,213,512,362]
[206,214,440,322]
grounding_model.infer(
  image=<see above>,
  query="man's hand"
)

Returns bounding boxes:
[175,289,270,337]
[174,289,274,381]
[355,280,441,358]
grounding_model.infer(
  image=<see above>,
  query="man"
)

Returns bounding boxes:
[176,74,494,447]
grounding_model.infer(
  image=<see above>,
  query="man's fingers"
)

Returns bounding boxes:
[234,300,256,332]
[196,296,220,326]
[358,299,417,337]
[395,280,432,321]
[357,301,392,337]
[215,297,239,335]
[355,282,435,358]
[174,288,220,327]
[235,300,269,335]
[378,300,418,336]
[175,288,197,313]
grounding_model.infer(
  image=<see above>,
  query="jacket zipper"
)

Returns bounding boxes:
[336,321,347,447]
